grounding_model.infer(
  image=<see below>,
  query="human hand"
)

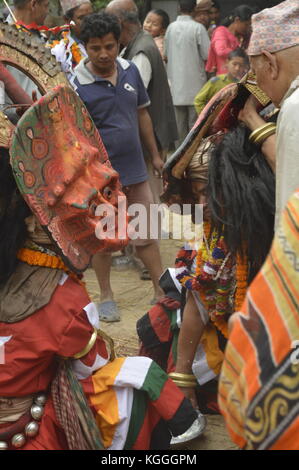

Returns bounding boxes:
[219,83,238,102]
[152,155,164,177]
[238,95,264,131]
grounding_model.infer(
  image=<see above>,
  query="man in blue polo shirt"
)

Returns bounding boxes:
[73,12,164,322]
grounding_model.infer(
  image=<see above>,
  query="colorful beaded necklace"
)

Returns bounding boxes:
[176,222,248,339]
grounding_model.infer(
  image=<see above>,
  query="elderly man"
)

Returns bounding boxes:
[239,0,299,229]
[8,0,49,27]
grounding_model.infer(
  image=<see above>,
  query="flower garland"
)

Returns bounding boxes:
[17,247,84,285]
[60,31,86,68]
[176,222,248,339]
[175,223,211,290]
[70,40,86,67]
[48,31,86,68]
[194,225,234,339]
[18,247,66,269]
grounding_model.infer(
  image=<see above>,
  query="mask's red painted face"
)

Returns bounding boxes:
[11,85,128,273]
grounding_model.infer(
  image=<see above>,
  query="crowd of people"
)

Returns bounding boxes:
[0,0,299,452]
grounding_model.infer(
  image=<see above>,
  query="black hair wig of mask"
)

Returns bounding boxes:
[0,148,30,285]
[208,125,275,282]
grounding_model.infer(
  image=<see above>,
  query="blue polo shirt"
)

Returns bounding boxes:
[73,57,150,186]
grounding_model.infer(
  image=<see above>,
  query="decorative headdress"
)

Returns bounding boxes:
[10,85,127,273]
[162,73,271,205]
[185,140,210,182]
[0,20,69,150]
[248,0,299,56]
[0,21,69,100]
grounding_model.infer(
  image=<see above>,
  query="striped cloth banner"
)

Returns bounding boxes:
[219,189,299,450]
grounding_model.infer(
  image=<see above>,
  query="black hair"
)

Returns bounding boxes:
[65,6,77,21]
[208,125,275,282]
[80,12,121,44]
[227,47,249,63]
[222,4,254,27]
[179,0,196,14]
[211,0,220,10]
[65,5,79,21]
[13,0,44,7]
[251,5,261,14]
[149,9,170,30]
[65,2,92,21]
[0,148,30,285]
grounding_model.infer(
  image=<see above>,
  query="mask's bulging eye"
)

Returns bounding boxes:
[103,186,113,200]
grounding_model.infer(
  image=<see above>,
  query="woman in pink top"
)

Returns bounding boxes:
[206,5,254,75]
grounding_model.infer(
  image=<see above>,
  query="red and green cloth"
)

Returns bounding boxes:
[82,356,197,450]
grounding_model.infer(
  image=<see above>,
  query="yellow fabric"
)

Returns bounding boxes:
[194,74,233,115]
[89,358,126,448]
[201,324,224,376]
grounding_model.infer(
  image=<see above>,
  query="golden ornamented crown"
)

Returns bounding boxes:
[240,71,271,107]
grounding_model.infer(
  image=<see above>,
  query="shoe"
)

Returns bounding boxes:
[140,268,151,281]
[112,255,134,270]
[97,301,121,323]
[170,411,207,446]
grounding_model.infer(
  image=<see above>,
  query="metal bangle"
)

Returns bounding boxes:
[73,328,98,360]
[253,126,276,146]
[171,380,197,388]
[169,372,196,381]
[249,123,275,143]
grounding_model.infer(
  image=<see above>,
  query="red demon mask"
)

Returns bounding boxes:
[10,85,128,272]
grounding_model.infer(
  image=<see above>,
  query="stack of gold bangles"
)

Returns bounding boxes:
[249,122,276,146]
[168,372,197,388]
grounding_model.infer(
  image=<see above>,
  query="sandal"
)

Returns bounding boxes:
[140,268,151,281]
[170,411,207,446]
[97,301,121,323]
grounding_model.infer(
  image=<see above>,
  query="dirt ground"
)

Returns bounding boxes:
[84,238,237,451]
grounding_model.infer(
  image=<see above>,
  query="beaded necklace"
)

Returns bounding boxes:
[176,222,248,339]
